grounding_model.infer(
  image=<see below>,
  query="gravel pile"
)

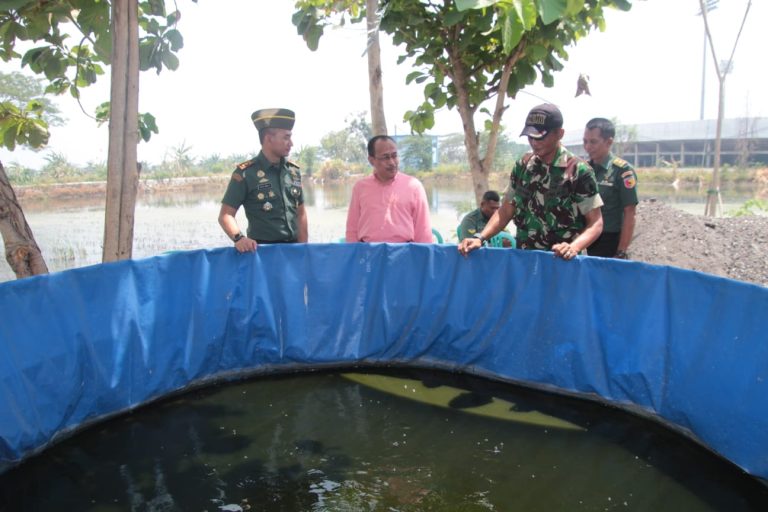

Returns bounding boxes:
[628,200,768,288]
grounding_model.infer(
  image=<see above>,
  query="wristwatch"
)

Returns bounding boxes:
[472,233,486,245]
[615,249,628,259]
[233,233,244,243]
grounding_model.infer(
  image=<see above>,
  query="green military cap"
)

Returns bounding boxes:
[251,108,295,131]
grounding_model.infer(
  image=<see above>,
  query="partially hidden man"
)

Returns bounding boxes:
[458,103,603,260]
[218,108,308,252]
[583,117,638,259]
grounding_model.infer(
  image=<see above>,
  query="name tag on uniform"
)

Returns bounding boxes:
[257,183,272,191]
[292,180,302,187]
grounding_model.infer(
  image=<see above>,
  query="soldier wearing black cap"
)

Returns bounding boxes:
[218,108,308,252]
[459,103,603,260]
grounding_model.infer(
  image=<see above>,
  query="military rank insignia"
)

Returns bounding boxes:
[263,201,273,211]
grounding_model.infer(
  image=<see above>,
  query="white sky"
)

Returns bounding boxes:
[1,0,764,168]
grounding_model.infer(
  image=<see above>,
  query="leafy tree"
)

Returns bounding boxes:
[162,141,195,177]
[293,145,319,176]
[0,0,192,150]
[397,135,433,172]
[0,70,64,125]
[294,0,632,204]
[319,112,371,164]
[437,133,467,165]
[0,0,197,272]
[42,150,77,181]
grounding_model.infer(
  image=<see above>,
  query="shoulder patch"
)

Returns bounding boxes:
[230,170,244,182]
[621,170,634,178]
[287,159,301,169]
[237,158,257,170]
[612,157,631,169]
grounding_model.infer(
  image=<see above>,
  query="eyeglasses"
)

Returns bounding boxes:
[374,152,398,161]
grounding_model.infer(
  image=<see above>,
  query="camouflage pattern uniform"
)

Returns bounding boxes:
[221,151,304,242]
[503,146,603,250]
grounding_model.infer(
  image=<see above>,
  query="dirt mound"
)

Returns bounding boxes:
[629,200,768,288]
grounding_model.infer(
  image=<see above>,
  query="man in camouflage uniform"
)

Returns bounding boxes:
[458,104,603,260]
[218,108,308,252]
[583,118,638,259]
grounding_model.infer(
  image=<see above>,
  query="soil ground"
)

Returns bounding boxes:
[630,200,768,288]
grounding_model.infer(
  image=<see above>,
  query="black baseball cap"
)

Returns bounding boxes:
[520,103,563,139]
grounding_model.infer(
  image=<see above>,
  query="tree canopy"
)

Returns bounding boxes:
[0,0,196,152]
[294,0,632,202]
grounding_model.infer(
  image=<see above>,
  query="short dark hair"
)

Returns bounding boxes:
[367,135,396,157]
[258,127,277,145]
[482,190,500,202]
[586,118,615,140]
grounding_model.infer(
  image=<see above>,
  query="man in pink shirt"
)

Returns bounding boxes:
[346,135,433,243]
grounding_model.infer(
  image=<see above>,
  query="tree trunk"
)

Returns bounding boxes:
[446,43,487,205]
[704,77,724,217]
[366,0,387,135]
[0,162,48,278]
[103,0,140,262]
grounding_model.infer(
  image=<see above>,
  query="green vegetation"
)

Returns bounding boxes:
[728,199,768,217]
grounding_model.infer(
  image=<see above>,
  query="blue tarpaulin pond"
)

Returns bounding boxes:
[0,244,766,481]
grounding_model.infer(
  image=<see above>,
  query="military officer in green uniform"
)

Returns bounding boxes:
[458,103,603,260]
[458,190,512,246]
[218,108,308,252]
[583,118,638,259]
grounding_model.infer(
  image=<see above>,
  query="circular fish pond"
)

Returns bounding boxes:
[1,368,766,511]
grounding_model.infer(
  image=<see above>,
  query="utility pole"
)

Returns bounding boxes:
[697,0,718,121]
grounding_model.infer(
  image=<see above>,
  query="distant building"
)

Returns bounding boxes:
[564,117,768,167]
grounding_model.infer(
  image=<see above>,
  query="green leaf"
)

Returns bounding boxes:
[3,123,18,150]
[165,29,183,51]
[138,112,158,142]
[161,50,179,71]
[455,0,500,11]
[565,0,585,16]
[538,0,568,25]
[304,25,324,51]
[94,102,110,124]
[26,120,48,148]
[512,0,537,30]
[526,44,547,61]
[501,10,524,53]
[143,0,166,17]
[405,70,423,84]
[444,9,465,27]
[612,0,632,11]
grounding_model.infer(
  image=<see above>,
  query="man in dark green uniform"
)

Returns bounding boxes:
[458,104,603,261]
[583,118,638,259]
[218,108,308,252]
[458,190,512,246]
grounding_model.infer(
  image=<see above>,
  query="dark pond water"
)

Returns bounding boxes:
[1,368,766,511]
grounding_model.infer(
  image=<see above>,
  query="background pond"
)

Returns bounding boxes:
[0,179,755,283]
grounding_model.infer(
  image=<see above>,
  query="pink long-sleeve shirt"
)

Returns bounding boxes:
[345,172,433,243]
